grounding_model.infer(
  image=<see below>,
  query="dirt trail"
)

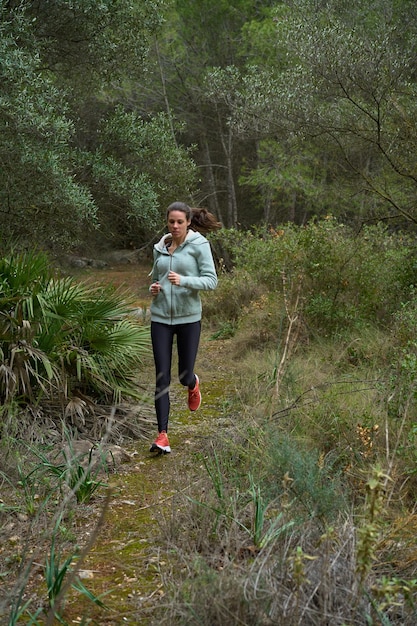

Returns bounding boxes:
[62,264,233,625]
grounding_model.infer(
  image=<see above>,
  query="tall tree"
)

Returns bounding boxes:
[222,0,417,226]
[0,0,197,251]
[144,0,276,227]
[0,8,96,247]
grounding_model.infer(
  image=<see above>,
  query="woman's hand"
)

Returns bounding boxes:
[168,271,181,286]
[150,281,162,295]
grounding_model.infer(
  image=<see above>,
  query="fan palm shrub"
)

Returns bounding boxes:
[0,251,149,413]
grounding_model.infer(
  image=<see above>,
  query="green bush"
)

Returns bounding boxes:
[210,221,416,337]
[257,432,348,522]
[202,268,264,326]
[0,251,150,411]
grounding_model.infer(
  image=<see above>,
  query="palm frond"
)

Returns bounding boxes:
[1,251,150,409]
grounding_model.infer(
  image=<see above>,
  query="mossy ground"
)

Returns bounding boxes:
[58,264,236,624]
[56,346,234,624]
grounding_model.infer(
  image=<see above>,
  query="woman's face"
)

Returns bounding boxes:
[167,210,191,242]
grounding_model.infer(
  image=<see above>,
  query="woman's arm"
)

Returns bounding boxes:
[180,241,218,291]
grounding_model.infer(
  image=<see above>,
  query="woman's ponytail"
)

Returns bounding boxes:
[166,202,222,234]
[190,207,222,234]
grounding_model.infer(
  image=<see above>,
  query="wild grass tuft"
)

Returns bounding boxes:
[44,518,107,621]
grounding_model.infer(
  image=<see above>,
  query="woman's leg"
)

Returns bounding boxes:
[151,322,174,432]
[176,321,201,389]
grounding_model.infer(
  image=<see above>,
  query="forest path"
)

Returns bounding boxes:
[63,263,234,625]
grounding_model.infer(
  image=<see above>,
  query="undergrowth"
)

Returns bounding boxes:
[3,222,417,623]
[150,222,417,624]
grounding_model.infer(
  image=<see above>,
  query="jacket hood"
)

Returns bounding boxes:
[154,229,206,253]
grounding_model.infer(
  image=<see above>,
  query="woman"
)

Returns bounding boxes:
[149,201,221,453]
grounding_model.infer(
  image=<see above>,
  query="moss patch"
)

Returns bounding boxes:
[59,339,234,624]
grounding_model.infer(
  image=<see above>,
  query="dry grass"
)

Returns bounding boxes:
[148,428,417,625]
[3,261,417,624]
[142,315,417,625]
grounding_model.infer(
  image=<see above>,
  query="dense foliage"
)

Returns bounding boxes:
[2,0,417,250]
[0,0,196,250]
[207,219,417,336]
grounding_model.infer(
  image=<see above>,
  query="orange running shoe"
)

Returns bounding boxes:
[150,430,171,454]
[188,374,201,411]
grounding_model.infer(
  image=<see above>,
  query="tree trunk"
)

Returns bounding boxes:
[217,109,238,227]
[200,127,223,224]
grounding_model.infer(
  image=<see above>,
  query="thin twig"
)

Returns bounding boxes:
[273,272,303,400]
[271,379,381,420]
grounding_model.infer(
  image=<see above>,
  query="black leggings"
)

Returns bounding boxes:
[151,321,201,432]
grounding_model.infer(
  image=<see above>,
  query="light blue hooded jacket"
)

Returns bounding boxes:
[150,230,218,325]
